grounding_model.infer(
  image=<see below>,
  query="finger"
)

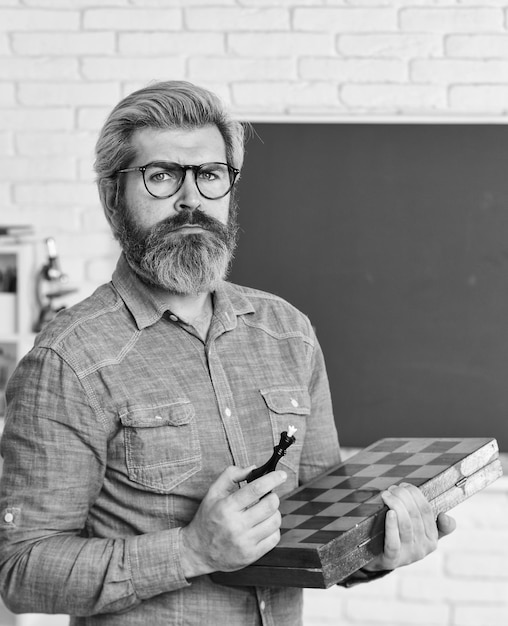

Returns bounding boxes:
[250,523,282,560]
[382,508,401,566]
[398,483,438,543]
[437,512,456,538]
[381,486,415,545]
[208,465,257,499]
[243,492,280,527]
[248,508,282,544]
[233,471,287,510]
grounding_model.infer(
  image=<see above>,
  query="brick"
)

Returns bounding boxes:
[16,132,96,157]
[228,33,333,57]
[0,157,75,182]
[12,32,116,56]
[232,81,339,110]
[449,487,508,529]
[0,183,10,206]
[342,84,446,110]
[400,575,508,603]
[0,33,8,53]
[339,33,443,58]
[0,9,79,31]
[441,528,508,554]
[0,108,74,130]
[446,552,508,579]
[241,0,325,4]
[293,8,396,32]
[186,8,290,31]
[24,0,128,6]
[18,82,120,107]
[82,57,184,80]
[86,256,120,285]
[412,60,508,84]
[345,598,450,625]
[81,208,111,235]
[454,604,508,626]
[13,205,82,235]
[83,8,182,31]
[0,132,13,155]
[400,8,503,33]
[15,182,98,206]
[130,0,235,4]
[56,232,117,260]
[301,58,406,82]
[449,85,508,113]
[446,35,508,58]
[77,108,110,131]
[119,32,224,56]
[189,57,296,82]
[78,158,96,183]
[0,57,78,80]
[0,82,15,105]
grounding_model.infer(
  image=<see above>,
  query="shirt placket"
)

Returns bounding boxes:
[204,335,250,468]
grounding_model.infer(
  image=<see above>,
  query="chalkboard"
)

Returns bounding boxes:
[229,123,508,451]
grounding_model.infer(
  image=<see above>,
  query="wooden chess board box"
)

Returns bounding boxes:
[212,437,503,589]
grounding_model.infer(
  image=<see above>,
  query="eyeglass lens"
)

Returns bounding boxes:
[144,162,235,199]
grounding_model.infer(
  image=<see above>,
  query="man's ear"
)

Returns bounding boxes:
[99,178,121,233]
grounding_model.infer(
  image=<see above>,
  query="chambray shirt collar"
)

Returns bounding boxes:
[111,254,255,332]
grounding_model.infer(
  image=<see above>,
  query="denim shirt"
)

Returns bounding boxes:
[0,255,341,625]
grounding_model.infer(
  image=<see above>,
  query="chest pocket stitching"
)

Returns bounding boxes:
[260,388,311,415]
[119,400,201,492]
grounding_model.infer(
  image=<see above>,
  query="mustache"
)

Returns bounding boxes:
[153,208,228,236]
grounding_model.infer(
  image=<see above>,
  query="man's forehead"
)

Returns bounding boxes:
[130,125,227,163]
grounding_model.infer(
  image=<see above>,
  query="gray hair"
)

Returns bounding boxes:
[94,81,245,224]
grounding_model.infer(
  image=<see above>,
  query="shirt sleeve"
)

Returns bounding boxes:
[0,346,190,617]
[299,321,342,486]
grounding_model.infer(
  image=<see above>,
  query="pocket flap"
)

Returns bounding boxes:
[260,388,310,415]
[119,400,193,428]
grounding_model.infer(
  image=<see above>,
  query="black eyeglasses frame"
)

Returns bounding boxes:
[116,161,241,200]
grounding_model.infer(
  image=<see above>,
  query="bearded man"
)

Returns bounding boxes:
[0,81,455,626]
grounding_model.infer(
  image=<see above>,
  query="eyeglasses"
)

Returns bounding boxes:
[116,161,240,200]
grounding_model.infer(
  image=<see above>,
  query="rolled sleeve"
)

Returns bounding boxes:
[130,527,191,598]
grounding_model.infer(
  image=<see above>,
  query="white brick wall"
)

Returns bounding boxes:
[0,2,507,624]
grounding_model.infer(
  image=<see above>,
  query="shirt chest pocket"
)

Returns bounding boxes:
[260,387,310,477]
[119,400,201,494]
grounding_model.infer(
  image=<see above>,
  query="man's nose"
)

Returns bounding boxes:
[175,168,201,211]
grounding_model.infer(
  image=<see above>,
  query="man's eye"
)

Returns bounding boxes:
[198,170,217,181]
[150,170,176,182]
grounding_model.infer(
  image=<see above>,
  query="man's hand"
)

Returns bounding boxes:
[180,465,287,578]
[365,482,456,572]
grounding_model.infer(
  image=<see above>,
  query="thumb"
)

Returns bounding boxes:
[208,465,256,498]
[437,512,456,538]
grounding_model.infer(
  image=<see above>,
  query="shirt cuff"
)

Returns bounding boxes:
[128,528,192,599]
[338,567,392,588]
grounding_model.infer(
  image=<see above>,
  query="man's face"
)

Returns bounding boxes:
[115,125,239,295]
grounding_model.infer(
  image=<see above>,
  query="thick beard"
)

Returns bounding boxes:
[116,201,239,295]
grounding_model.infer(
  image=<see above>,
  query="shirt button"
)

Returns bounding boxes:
[4,513,14,523]
[225,408,232,417]
[259,600,266,611]
[169,314,178,322]
[290,398,299,408]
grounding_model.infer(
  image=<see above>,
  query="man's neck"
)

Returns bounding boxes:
[166,291,214,341]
